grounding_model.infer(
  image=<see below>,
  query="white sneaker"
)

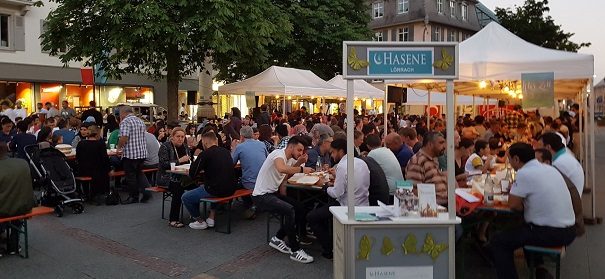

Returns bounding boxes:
[206,218,215,228]
[268,236,292,254]
[188,220,208,230]
[290,249,314,264]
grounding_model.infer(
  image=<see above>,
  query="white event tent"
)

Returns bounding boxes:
[327,75,384,99]
[218,66,344,97]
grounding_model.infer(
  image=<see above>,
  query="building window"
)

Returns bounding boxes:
[437,0,444,14]
[398,27,410,41]
[448,30,456,42]
[374,32,383,41]
[373,2,384,19]
[398,0,410,14]
[0,14,9,48]
[450,1,456,17]
[461,3,468,21]
[432,26,441,42]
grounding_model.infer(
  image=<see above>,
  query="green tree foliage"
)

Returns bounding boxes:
[495,0,590,52]
[214,0,373,82]
[41,0,292,120]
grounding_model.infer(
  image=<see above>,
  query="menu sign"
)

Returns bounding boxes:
[418,184,438,218]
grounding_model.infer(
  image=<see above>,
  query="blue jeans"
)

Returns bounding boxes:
[181,186,214,218]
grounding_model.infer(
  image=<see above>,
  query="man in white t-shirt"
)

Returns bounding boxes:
[252,136,315,264]
[539,132,584,195]
[365,134,403,194]
[13,100,27,121]
[489,143,576,279]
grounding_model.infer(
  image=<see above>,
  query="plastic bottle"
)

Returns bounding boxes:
[484,174,494,206]
[316,156,322,172]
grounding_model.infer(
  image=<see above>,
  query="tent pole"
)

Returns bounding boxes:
[589,78,596,219]
[446,79,456,278]
[384,83,388,140]
[346,79,355,221]
[472,95,476,116]
[427,90,431,129]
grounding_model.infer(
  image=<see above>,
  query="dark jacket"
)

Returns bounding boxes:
[158,141,191,187]
[9,133,36,159]
[257,111,270,125]
[76,139,110,195]
[0,157,34,217]
[189,145,235,197]
[360,156,390,206]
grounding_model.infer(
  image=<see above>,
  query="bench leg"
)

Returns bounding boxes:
[526,251,535,279]
[23,220,28,259]
[555,254,561,279]
[266,213,271,242]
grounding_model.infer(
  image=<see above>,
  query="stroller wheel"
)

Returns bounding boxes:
[72,203,84,214]
[54,206,64,217]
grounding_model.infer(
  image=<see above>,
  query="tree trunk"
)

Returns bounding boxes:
[166,45,180,122]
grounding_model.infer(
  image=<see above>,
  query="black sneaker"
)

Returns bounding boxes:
[298,235,314,246]
[321,251,333,259]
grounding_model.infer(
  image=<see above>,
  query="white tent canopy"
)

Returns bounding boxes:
[218,66,344,97]
[389,22,593,99]
[327,75,384,99]
[459,22,594,81]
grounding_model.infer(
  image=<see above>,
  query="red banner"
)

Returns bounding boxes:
[80,68,94,85]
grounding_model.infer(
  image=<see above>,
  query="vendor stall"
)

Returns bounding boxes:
[338,41,461,279]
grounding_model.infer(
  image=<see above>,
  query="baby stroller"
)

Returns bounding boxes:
[24,143,84,217]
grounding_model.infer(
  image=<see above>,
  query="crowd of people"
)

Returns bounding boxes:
[0,99,586,277]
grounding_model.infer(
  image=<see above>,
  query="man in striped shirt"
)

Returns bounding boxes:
[405,132,448,205]
[117,105,150,204]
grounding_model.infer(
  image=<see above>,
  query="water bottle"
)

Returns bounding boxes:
[316,156,322,172]
[484,174,494,206]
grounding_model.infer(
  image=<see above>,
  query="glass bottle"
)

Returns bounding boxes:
[316,156,322,172]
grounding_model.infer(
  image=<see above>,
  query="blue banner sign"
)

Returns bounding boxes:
[522,72,555,108]
[368,48,434,76]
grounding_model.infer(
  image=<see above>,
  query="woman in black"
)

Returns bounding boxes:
[75,125,110,202]
[104,114,119,139]
[455,137,474,187]
[158,127,192,228]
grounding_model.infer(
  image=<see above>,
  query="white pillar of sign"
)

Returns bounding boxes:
[347,80,356,221]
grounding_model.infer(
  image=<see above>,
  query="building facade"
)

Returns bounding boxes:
[367,0,495,43]
[0,0,197,116]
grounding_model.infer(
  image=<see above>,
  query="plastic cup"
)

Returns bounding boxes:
[109,144,115,149]
[170,162,176,171]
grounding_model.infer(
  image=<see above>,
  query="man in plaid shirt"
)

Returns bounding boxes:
[117,105,150,204]
[405,132,448,205]
[504,105,526,129]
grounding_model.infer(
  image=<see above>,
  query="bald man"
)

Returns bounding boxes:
[384,132,413,177]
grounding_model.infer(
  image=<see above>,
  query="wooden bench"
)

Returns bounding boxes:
[75,176,93,201]
[145,186,179,220]
[524,245,565,279]
[200,189,253,234]
[0,206,54,258]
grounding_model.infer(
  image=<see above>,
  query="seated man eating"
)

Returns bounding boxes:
[252,136,315,264]
[183,131,236,230]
